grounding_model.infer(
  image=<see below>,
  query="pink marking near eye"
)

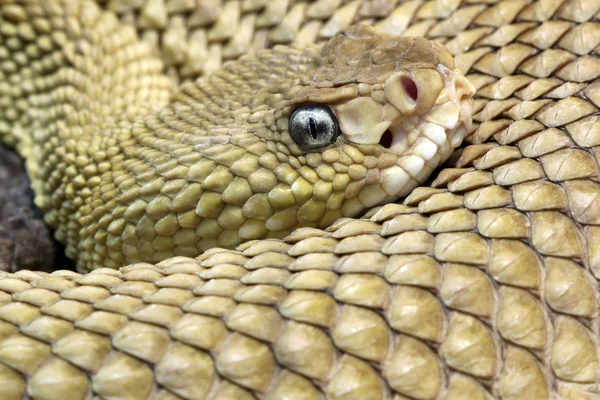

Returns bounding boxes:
[402,77,418,101]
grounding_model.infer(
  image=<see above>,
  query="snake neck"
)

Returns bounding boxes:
[0,1,172,267]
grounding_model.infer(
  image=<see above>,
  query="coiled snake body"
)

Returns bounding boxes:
[0,0,599,399]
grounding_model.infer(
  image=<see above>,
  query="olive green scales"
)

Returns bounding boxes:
[0,0,600,399]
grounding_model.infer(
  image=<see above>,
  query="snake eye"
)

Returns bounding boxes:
[289,105,340,151]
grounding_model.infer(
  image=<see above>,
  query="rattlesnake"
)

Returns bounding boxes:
[0,0,599,399]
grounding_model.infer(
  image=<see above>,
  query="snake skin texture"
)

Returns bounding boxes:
[1,0,600,399]
[0,1,474,272]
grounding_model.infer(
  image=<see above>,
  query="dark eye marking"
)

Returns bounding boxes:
[309,117,318,140]
[289,105,340,151]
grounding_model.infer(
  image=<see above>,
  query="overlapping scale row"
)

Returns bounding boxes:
[0,207,593,399]
[98,0,433,81]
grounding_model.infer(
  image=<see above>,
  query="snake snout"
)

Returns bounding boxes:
[374,64,476,200]
[323,58,476,205]
[380,65,475,158]
[453,74,477,132]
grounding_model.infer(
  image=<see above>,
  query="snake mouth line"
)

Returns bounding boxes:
[378,114,463,157]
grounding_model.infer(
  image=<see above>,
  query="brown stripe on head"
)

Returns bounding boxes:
[306,25,455,88]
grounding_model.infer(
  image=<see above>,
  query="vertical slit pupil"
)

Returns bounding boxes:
[309,117,318,140]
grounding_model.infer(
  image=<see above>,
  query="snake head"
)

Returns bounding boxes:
[105,25,477,259]
[287,25,475,218]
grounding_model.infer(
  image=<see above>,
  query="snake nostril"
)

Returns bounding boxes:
[380,130,393,148]
[402,77,418,101]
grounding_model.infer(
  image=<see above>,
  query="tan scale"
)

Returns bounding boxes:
[1,0,600,399]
